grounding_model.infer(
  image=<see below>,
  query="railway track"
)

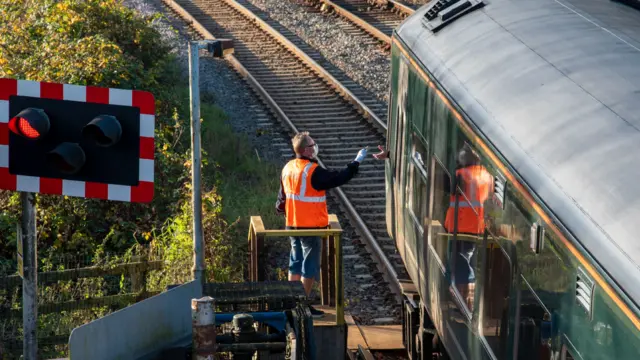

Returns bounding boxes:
[314,0,416,45]
[160,0,407,324]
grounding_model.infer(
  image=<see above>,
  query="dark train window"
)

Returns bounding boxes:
[408,136,428,231]
[517,282,553,360]
[429,156,451,270]
[408,69,427,141]
[430,98,452,163]
[481,233,512,359]
[390,57,410,167]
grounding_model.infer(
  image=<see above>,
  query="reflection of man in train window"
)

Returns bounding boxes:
[444,143,494,310]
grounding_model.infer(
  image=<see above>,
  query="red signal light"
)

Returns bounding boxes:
[15,117,40,139]
[8,108,50,140]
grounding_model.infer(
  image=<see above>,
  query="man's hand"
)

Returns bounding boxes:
[372,145,389,160]
[354,147,368,163]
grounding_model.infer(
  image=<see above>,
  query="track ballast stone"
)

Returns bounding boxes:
[242,0,391,105]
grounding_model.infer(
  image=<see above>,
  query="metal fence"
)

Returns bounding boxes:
[0,249,166,359]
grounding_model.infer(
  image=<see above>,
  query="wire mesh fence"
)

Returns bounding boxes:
[0,247,170,359]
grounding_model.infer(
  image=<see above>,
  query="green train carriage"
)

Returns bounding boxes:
[385,0,640,359]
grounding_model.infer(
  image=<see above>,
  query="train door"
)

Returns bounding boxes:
[498,188,570,359]
[393,55,410,265]
[423,86,455,350]
[404,62,430,290]
[441,124,516,359]
[386,51,401,241]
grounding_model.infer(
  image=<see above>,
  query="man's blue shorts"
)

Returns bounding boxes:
[289,236,321,281]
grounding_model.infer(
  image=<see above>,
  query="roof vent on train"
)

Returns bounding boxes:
[612,0,640,11]
[422,0,485,33]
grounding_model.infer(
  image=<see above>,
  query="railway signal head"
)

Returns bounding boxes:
[0,78,156,203]
[207,39,234,58]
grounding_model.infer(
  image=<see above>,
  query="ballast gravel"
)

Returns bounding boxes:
[241,0,391,104]
[121,0,284,164]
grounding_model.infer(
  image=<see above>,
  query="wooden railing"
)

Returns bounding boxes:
[248,214,344,325]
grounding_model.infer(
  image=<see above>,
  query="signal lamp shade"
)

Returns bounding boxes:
[82,115,122,147]
[8,108,50,140]
[46,143,86,174]
[208,39,234,58]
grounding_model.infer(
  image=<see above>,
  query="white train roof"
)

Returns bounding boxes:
[395,0,640,306]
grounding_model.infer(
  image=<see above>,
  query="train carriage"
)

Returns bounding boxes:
[386,0,640,359]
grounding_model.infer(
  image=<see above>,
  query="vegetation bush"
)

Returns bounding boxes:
[0,0,282,286]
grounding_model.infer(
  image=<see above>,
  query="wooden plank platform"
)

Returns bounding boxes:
[360,324,403,350]
[312,304,339,326]
[345,312,404,351]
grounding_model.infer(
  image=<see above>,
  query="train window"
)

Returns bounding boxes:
[481,233,512,359]
[429,156,451,270]
[430,95,452,163]
[517,281,553,360]
[408,69,428,142]
[408,136,428,231]
[391,56,410,167]
[447,134,494,313]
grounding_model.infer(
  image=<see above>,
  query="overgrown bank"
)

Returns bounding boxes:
[0,0,282,356]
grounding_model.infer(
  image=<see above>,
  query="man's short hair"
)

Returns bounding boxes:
[292,131,311,155]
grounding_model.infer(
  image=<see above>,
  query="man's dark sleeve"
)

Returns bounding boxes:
[310,161,360,191]
[275,180,286,215]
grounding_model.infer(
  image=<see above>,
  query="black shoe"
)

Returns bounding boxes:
[309,305,325,318]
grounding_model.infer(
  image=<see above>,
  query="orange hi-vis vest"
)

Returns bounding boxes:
[444,165,493,235]
[281,158,329,228]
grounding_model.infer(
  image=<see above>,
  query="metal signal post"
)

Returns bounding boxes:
[187,39,234,285]
[20,192,37,360]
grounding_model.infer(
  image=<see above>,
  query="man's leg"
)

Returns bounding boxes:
[300,236,324,317]
[288,237,303,282]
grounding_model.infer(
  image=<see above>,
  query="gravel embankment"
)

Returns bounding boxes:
[244,0,391,104]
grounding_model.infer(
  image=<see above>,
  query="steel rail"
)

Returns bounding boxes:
[388,0,417,15]
[161,0,402,303]
[317,0,416,47]
[225,0,388,134]
[320,0,392,44]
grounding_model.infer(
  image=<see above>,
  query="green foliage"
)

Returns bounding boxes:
[0,0,187,267]
[0,0,283,285]
[200,104,282,239]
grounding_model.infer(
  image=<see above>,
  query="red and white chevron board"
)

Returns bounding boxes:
[0,78,155,203]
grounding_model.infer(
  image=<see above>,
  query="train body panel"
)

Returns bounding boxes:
[386,0,640,358]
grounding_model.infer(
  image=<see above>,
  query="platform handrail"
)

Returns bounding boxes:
[248,214,344,326]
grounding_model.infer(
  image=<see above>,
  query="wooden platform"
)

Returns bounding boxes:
[345,313,404,351]
[312,305,347,360]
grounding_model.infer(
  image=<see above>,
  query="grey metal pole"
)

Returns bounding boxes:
[21,192,37,359]
[189,40,205,284]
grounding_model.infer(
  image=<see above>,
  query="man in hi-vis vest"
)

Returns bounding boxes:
[276,131,367,317]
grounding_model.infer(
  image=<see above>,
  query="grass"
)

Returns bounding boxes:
[199,100,285,280]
